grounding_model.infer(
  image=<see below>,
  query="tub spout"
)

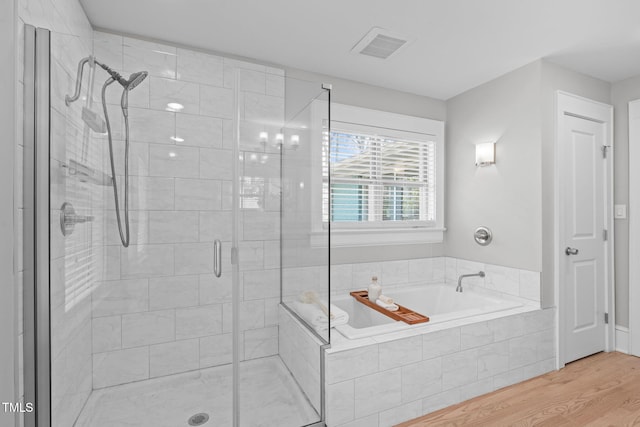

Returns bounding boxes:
[456,271,485,292]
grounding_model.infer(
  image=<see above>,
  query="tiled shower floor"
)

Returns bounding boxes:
[74,356,319,427]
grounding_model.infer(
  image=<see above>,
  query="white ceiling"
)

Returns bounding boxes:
[79,0,640,100]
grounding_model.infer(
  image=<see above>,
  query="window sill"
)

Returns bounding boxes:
[310,227,445,248]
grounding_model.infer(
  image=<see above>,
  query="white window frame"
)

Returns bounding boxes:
[310,102,445,247]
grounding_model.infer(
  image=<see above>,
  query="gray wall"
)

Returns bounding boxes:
[289,62,619,312]
[444,60,612,309]
[0,0,16,425]
[285,67,447,264]
[444,61,543,273]
[539,61,611,310]
[610,75,640,328]
[285,67,446,121]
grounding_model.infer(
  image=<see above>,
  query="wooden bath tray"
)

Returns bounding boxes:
[349,290,429,325]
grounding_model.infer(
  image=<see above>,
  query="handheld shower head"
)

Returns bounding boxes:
[96,60,147,91]
[126,71,148,91]
[119,72,148,116]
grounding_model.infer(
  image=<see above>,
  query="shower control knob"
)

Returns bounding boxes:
[474,226,493,246]
[60,202,94,237]
[565,247,579,256]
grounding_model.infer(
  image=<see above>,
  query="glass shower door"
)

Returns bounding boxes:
[26,22,328,425]
[234,72,329,427]
[46,26,101,427]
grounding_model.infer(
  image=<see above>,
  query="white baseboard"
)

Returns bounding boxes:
[616,326,629,354]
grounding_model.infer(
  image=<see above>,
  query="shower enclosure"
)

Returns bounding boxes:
[22,23,330,427]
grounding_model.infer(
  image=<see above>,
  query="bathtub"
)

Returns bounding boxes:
[333,283,524,339]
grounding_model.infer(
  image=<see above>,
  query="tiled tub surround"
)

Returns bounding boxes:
[324,308,556,427]
[333,283,530,340]
[279,305,325,414]
[329,256,541,303]
[91,31,285,387]
[279,252,546,427]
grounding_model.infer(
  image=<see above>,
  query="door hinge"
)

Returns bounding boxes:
[602,145,611,158]
[604,313,609,324]
[603,229,608,241]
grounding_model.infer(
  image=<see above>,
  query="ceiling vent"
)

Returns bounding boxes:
[351,27,411,59]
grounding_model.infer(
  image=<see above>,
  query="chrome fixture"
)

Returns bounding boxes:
[213,240,222,278]
[62,159,113,186]
[565,247,579,256]
[188,413,210,426]
[474,226,493,246]
[59,202,94,237]
[456,271,485,293]
[65,56,93,106]
[64,57,106,134]
[66,55,148,247]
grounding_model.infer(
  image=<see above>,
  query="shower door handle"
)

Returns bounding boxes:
[213,239,222,278]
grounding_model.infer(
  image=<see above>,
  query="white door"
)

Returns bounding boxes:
[561,114,607,363]
[629,100,640,356]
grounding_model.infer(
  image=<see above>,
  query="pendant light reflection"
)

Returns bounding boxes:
[257,131,300,150]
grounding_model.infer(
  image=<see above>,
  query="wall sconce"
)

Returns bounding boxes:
[259,131,269,145]
[475,142,496,167]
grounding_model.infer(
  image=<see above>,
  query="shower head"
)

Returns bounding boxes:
[119,72,148,116]
[96,61,147,91]
[125,71,148,91]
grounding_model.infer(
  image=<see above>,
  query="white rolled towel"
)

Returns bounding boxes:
[378,294,394,304]
[376,299,399,312]
[292,301,349,333]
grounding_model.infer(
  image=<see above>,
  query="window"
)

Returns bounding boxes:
[312,103,445,246]
[324,129,436,225]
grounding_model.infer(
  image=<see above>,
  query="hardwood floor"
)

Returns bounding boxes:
[398,352,640,427]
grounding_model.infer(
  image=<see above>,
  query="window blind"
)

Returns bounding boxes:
[323,127,436,225]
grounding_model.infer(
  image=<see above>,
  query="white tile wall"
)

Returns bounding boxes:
[325,308,556,426]
[149,77,199,113]
[149,144,200,179]
[279,306,323,414]
[447,257,541,302]
[174,178,221,210]
[128,108,175,143]
[244,326,278,359]
[200,148,233,180]
[123,37,177,79]
[200,85,234,118]
[328,256,540,304]
[122,310,175,347]
[149,275,199,310]
[378,336,422,370]
[92,316,121,353]
[91,31,285,388]
[149,339,199,378]
[200,333,233,368]
[176,48,224,86]
[93,347,149,388]
[175,113,223,148]
[92,279,149,317]
[354,368,402,418]
[175,305,223,339]
[379,401,422,427]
